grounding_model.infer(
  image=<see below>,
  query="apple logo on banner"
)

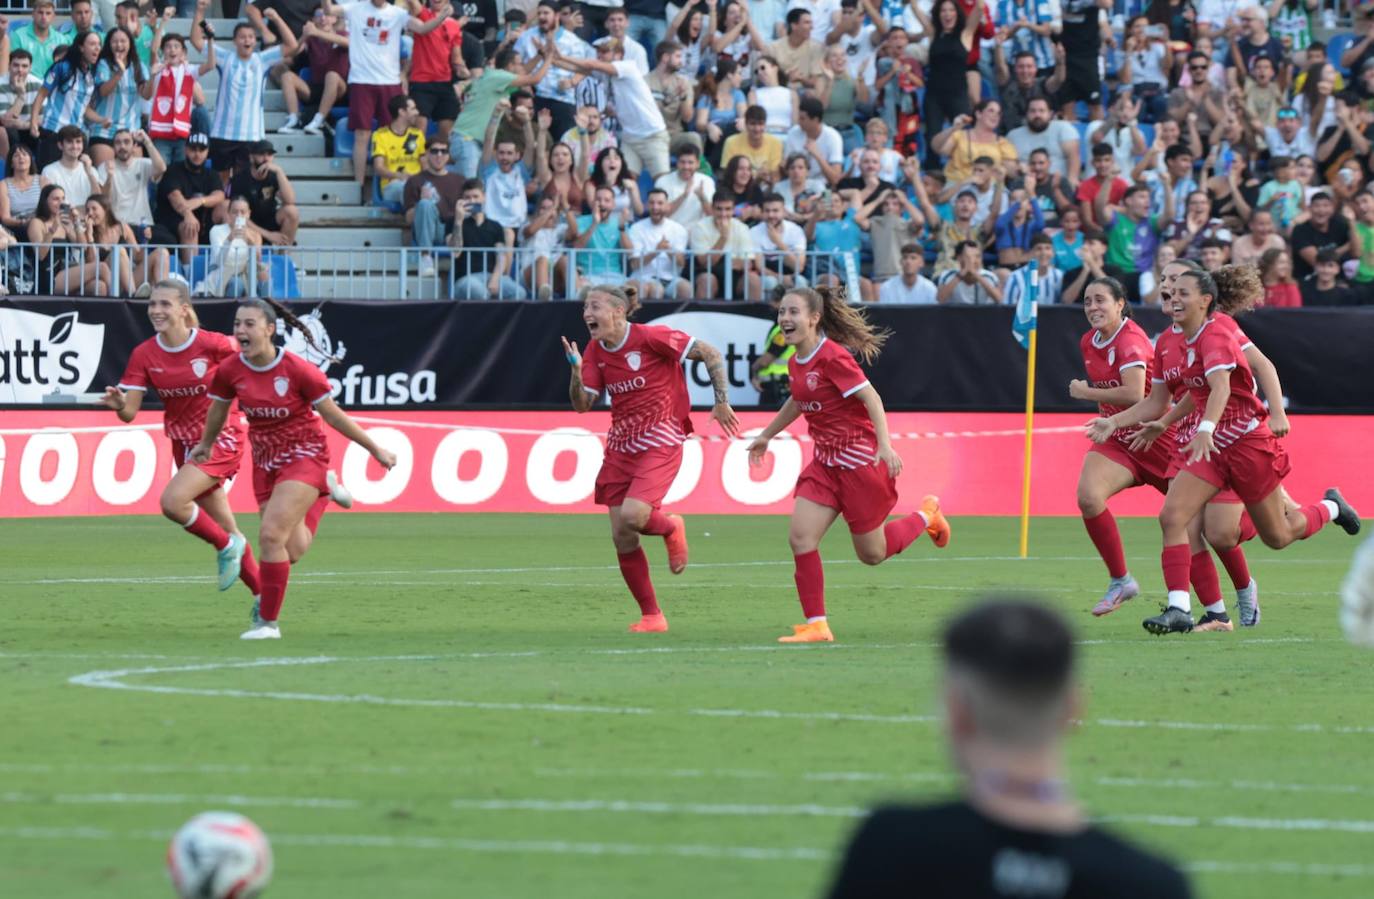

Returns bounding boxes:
[0,309,105,403]
[650,311,774,408]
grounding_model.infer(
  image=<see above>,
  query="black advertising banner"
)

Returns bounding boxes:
[2,298,1372,412]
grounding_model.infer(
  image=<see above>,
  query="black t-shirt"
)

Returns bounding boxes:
[1300,275,1362,306]
[461,30,486,71]
[456,215,507,276]
[624,0,667,17]
[1059,0,1102,60]
[827,802,1192,899]
[1289,216,1351,279]
[156,161,221,230]
[836,177,898,208]
[251,0,317,40]
[455,0,498,39]
[229,167,286,229]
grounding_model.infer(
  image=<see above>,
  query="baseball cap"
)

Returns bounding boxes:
[187,132,210,148]
[250,139,276,155]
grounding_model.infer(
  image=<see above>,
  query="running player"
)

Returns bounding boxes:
[193,298,397,640]
[561,284,740,634]
[1089,269,1361,635]
[100,279,258,600]
[746,286,950,644]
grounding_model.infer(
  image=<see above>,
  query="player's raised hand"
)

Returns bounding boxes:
[1068,378,1092,400]
[1085,417,1115,444]
[99,385,127,411]
[1128,420,1166,452]
[877,444,903,478]
[372,447,398,469]
[746,434,770,466]
[561,336,581,366]
[711,401,740,438]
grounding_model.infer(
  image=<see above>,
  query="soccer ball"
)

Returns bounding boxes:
[166,811,273,899]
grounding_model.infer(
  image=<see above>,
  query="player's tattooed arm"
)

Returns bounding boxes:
[686,340,741,437]
[561,337,595,412]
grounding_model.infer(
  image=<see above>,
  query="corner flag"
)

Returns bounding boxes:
[1012,261,1039,349]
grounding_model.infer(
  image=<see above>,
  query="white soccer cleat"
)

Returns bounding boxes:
[327,470,353,509]
[240,622,281,640]
[1341,536,1374,648]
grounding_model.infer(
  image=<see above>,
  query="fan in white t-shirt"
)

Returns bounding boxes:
[878,245,938,304]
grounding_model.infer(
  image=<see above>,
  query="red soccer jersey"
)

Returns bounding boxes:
[1152,318,1266,450]
[581,323,695,454]
[1080,319,1175,449]
[209,349,332,471]
[788,337,877,469]
[118,328,246,453]
[1171,311,1257,441]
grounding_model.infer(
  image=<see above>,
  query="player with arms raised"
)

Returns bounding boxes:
[561,284,740,634]
[193,298,397,640]
[100,279,259,601]
[747,286,950,644]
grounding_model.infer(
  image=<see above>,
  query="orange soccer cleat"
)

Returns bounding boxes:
[778,620,835,643]
[921,495,951,548]
[664,513,689,574]
[629,613,669,633]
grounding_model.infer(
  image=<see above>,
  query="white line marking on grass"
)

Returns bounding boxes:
[1102,814,1374,834]
[450,798,867,817]
[0,791,360,809]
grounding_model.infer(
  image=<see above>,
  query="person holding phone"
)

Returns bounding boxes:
[227,140,299,247]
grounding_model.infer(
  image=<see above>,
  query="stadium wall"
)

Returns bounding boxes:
[2,410,1370,518]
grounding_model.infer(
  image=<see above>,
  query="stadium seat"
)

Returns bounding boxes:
[1329,33,1357,76]
[264,251,301,298]
[372,175,403,213]
[1139,122,1154,147]
[334,119,354,158]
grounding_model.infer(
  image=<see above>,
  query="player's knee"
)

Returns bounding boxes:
[159,492,190,522]
[258,521,292,550]
[856,546,885,566]
[1258,527,1289,550]
[1076,487,1106,517]
[1158,504,1189,534]
[788,532,817,555]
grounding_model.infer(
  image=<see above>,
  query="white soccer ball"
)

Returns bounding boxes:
[167,811,273,899]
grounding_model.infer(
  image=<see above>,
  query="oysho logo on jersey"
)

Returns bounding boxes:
[0,308,105,403]
[190,357,208,379]
[282,307,439,406]
[273,376,289,397]
[625,351,642,371]
[796,400,823,412]
[606,376,648,394]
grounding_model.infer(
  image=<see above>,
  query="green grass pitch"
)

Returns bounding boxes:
[0,512,1369,898]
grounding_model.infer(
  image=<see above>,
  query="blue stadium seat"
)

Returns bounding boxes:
[1138,122,1154,148]
[264,251,300,298]
[637,167,654,201]
[372,174,403,213]
[1329,33,1357,77]
[334,118,354,158]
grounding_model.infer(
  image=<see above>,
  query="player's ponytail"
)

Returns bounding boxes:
[151,278,199,328]
[238,298,340,364]
[580,283,641,318]
[1211,264,1262,317]
[1086,275,1131,319]
[786,285,890,365]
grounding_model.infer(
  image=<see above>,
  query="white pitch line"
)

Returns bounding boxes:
[1102,813,1374,834]
[0,791,360,809]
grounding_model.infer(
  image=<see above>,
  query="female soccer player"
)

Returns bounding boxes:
[100,279,257,598]
[746,286,950,644]
[1069,276,1179,617]
[561,284,740,634]
[193,298,397,640]
[1089,269,1361,635]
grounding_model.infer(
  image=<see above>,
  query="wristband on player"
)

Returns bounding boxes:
[566,351,579,365]
[1197,420,1217,434]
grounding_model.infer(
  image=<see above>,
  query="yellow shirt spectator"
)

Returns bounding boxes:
[370,126,426,190]
[941,130,1018,186]
[721,131,784,179]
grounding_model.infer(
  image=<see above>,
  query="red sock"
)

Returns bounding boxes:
[305,495,330,537]
[883,512,927,559]
[258,560,291,622]
[793,550,826,619]
[1300,502,1332,539]
[617,548,660,615]
[239,541,261,595]
[1214,545,1251,590]
[182,507,230,551]
[1161,543,1191,594]
[1082,509,1128,579]
[1238,510,1257,543]
[1190,550,1222,606]
[641,510,676,536]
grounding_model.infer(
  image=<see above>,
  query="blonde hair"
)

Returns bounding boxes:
[151,278,198,328]
[785,285,889,364]
[1212,264,1263,316]
[580,282,641,318]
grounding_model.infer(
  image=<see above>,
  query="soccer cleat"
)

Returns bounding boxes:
[1092,575,1140,617]
[1325,488,1362,535]
[920,495,950,548]
[217,533,246,592]
[1194,610,1234,632]
[664,513,689,574]
[1142,606,1195,635]
[778,621,835,643]
[1236,579,1260,628]
[629,613,668,633]
[327,470,354,509]
[240,622,281,640]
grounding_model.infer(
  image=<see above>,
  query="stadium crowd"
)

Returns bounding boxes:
[2,0,1374,303]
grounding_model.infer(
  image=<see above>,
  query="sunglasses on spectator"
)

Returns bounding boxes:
[1189,63,1208,71]
[427,147,449,154]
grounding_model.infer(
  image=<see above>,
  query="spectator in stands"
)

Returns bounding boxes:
[911,0,980,154]
[29,183,111,295]
[87,27,146,168]
[480,113,533,231]
[1023,148,1070,228]
[323,0,454,192]
[31,30,102,169]
[747,55,795,136]
[627,186,691,298]
[872,26,917,138]
[1196,236,1226,271]
[1100,181,1173,303]
[520,192,573,299]
[1168,52,1227,141]
[0,50,43,165]
[245,0,318,48]
[783,94,843,187]
[1076,143,1128,230]
[566,182,631,287]
[115,2,167,73]
[858,187,921,286]
[560,104,617,176]
[750,191,807,289]
[656,135,714,225]
[403,137,465,276]
[1164,191,1232,261]
[200,195,271,297]
[1062,229,1106,303]
[1352,190,1374,296]
[1007,96,1080,183]
[767,8,825,90]
[452,45,552,179]
[153,131,224,264]
[0,144,45,233]
[648,41,697,152]
[837,147,897,213]
[949,155,1004,228]
[720,154,764,223]
[1291,190,1351,279]
[1133,141,1195,224]
[670,1,716,80]
[532,124,586,211]
[693,57,746,168]
[81,193,139,296]
[40,125,102,208]
[827,0,883,102]
[12,0,72,81]
[1117,16,1171,123]
[876,243,937,304]
[401,0,466,147]
[142,32,212,167]
[994,177,1044,271]
[1051,204,1084,273]
[514,0,590,145]
[1087,92,1146,175]
[808,189,869,297]
[449,178,526,298]
[1260,246,1303,307]
[692,189,762,298]
[600,7,649,73]
[936,239,1002,304]
[1300,246,1361,306]
[1228,209,1283,267]
[100,128,163,237]
[777,150,823,222]
[276,11,351,136]
[67,0,103,37]
[1256,154,1302,231]
[844,119,901,186]
[1242,55,1283,130]
[589,146,644,219]
[228,140,298,247]
[1004,233,1062,308]
[626,0,669,59]
[933,100,1015,189]
[816,45,864,155]
[722,104,783,182]
[916,182,982,275]
[1228,5,1287,88]
[371,94,425,205]
[1266,106,1316,160]
[712,1,766,74]
[495,91,538,154]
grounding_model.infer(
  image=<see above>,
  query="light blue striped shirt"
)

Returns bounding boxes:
[996,0,1060,71]
[89,59,144,140]
[1004,263,1064,308]
[39,60,98,133]
[515,26,590,105]
[209,45,284,142]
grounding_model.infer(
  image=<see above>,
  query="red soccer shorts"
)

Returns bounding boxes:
[253,455,330,505]
[1179,428,1291,506]
[173,438,244,486]
[795,458,899,535]
[1089,437,1172,495]
[595,445,683,509]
